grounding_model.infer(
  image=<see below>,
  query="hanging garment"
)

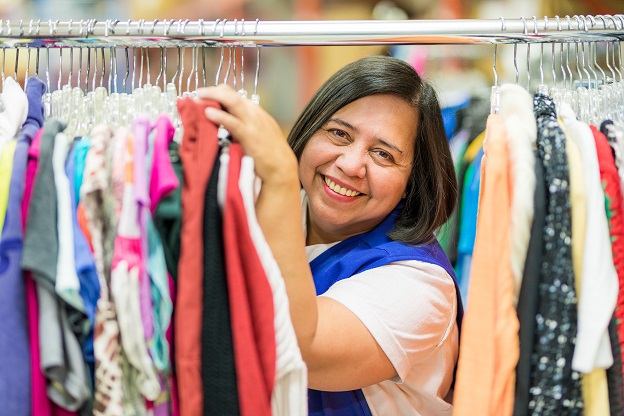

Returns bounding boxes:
[73,137,91,207]
[514,147,546,416]
[145,116,175,374]
[600,120,624,415]
[0,77,28,156]
[498,84,536,305]
[601,120,624,181]
[82,124,124,416]
[144,118,175,416]
[0,140,17,233]
[22,122,91,412]
[591,124,624,369]
[558,119,610,416]
[111,131,161,408]
[453,114,519,416]
[455,142,483,302]
[202,147,240,414]
[65,142,100,384]
[221,143,276,416]
[529,94,582,414]
[175,97,220,416]
[53,132,88,332]
[0,76,45,416]
[305,196,461,416]
[22,128,54,416]
[238,154,308,415]
[132,116,155,346]
[154,140,182,282]
[558,104,618,373]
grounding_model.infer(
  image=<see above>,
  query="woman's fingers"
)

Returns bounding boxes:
[196,84,248,118]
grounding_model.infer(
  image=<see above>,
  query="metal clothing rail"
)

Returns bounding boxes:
[1,15,624,48]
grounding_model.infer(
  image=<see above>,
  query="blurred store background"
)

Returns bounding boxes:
[0,0,620,130]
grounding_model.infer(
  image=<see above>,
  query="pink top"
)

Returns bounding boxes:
[150,115,178,214]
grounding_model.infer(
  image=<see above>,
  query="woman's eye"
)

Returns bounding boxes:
[372,150,396,164]
[330,129,347,139]
[325,128,351,144]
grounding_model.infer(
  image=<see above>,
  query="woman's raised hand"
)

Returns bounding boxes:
[197,84,299,186]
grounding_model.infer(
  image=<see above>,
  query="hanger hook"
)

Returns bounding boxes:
[155,46,163,87]
[100,47,105,88]
[492,17,504,88]
[123,47,129,92]
[220,18,228,38]
[251,19,261,102]
[57,47,62,91]
[178,45,185,93]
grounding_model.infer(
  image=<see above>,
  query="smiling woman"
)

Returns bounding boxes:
[199,55,462,416]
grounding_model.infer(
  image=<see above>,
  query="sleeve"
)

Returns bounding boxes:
[320,260,458,383]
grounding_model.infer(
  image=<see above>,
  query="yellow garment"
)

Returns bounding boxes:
[0,139,17,233]
[453,115,519,416]
[560,120,610,416]
[463,130,485,165]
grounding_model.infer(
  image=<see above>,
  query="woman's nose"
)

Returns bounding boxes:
[335,148,366,178]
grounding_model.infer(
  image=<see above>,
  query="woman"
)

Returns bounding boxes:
[200,55,462,415]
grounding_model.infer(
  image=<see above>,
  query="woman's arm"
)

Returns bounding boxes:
[198,85,397,390]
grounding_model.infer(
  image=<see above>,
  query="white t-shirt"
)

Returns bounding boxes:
[303,191,459,416]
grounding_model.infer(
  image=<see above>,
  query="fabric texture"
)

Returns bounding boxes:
[529,94,582,414]
[560,119,610,416]
[23,121,91,411]
[0,76,45,416]
[591,124,624,376]
[22,128,54,416]
[174,97,220,415]
[82,124,124,416]
[558,104,618,373]
[513,148,546,416]
[453,114,519,416]
[202,147,240,413]
[154,140,182,281]
[498,84,536,305]
[239,155,308,416]
[221,143,275,416]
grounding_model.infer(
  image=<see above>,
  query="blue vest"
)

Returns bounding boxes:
[308,207,463,416]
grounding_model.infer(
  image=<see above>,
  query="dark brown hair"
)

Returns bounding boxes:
[287,55,457,245]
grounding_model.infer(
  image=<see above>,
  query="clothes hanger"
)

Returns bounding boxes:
[251,18,261,105]
[489,17,502,115]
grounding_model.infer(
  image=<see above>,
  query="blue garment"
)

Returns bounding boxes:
[73,137,90,205]
[455,147,483,305]
[0,76,45,415]
[441,98,470,140]
[66,143,100,381]
[308,206,463,416]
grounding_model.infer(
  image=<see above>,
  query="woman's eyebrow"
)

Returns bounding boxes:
[327,118,357,132]
[375,138,404,154]
[327,118,403,154]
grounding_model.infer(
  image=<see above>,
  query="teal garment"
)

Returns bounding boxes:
[74,137,91,205]
[455,147,483,306]
[145,128,173,372]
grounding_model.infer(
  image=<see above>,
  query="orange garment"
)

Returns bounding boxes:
[174,97,220,416]
[77,203,94,253]
[453,114,520,416]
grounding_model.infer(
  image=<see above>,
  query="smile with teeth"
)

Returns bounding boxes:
[323,176,362,197]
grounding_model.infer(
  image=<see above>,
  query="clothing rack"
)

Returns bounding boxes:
[1,15,624,48]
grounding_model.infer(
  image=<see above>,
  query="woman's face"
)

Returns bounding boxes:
[299,93,417,245]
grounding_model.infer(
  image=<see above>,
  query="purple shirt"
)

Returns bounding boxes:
[0,76,45,415]
[133,116,154,340]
